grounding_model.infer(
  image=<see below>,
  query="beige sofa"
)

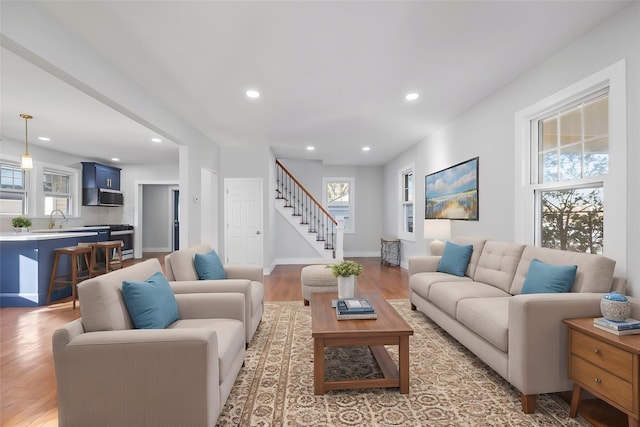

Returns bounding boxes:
[52,258,246,427]
[164,244,264,344]
[409,236,626,414]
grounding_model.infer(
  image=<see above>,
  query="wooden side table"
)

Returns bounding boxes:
[564,317,640,427]
[380,237,400,266]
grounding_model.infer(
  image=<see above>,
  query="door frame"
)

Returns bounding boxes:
[134,180,178,259]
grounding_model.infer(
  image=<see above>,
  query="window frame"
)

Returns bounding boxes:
[0,155,81,219]
[42,167,73,216]
[398,163,415,241]
[322,177,355,234]
[0,160,29,216]
[514,60,626,271]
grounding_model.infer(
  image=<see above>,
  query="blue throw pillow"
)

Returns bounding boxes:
[194,250,227,280]
[436,241,473,277]
[521,258,578,294]
[122,272,179,329]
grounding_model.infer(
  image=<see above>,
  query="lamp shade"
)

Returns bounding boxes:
[424,219,451,256]
[424,219,451,240]
[21,153,33,170]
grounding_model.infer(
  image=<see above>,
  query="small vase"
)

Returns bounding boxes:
[601,292,630,321]
[337,275,356,299]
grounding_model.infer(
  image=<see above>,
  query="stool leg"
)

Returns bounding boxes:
[47,253,61,305]
[115,246,123,269]
[71,253,78,309]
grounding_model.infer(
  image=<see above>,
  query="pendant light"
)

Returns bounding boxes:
[20,114,33,170]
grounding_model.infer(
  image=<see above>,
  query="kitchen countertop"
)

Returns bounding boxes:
[0,230,104,242]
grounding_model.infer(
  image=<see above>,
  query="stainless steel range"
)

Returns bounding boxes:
[87,224,134,260]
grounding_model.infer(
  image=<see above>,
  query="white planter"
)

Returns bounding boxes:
[337,275,356,299]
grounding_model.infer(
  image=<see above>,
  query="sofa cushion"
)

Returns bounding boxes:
[452,236,487,277]
[169,318,244,383]
[473,241,526,293]
[429,281,511,319]
[122,272,179,329]
[78,259,162,332]
[168,244,213,281]
[194,250,227,280]
[511,246,616,295]
[409,272,472,300]
[520,259,577,294]
[457,297,510,352]
[437,242,473,277]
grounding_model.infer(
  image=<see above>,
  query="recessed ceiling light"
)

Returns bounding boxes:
[246,89,260,99]
[151,138,162,143]
[405,93,419,101]
[38,137,50,141]
[306,146,315,151]
[111,158,120,162]
[362,146,371,152]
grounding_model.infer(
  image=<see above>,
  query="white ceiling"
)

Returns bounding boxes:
[0,1,631,166]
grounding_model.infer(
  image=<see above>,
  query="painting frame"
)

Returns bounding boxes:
[425,157,479,221]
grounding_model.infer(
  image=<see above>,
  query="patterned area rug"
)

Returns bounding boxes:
[217,301,588,426]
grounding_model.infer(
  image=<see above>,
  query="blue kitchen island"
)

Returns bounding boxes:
[0,228,108,307]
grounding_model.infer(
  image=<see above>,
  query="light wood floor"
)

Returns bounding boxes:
[0,256,408,426]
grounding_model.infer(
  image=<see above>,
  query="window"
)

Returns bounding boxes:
[0,162,27,215]
[515,60,626,267]
[399,165,414,239]
[323,177,354,233]
[534,92,608,253]
[43,169,72,215]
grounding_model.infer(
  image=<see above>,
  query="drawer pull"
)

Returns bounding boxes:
[594,348,600,354]
[594,378,602,383]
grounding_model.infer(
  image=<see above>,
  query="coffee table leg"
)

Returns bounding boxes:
[314,337,325,395]
[399,335,410,394]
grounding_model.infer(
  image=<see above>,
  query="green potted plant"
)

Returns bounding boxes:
[327,260,363,299]
[12,216,32,232]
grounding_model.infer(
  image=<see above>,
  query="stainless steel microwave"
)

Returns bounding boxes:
[82,188,124,206]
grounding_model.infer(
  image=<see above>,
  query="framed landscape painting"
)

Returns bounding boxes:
[425,157,479,220]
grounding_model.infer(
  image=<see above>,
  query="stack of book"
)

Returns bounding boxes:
[593,317,640,335]
[336,298,377,320]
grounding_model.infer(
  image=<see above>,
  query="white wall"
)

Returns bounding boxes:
[384,2,640,293]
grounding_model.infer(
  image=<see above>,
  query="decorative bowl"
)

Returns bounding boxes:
[600,292,630,321]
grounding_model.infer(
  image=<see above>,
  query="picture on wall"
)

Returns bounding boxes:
[425,157,479,220]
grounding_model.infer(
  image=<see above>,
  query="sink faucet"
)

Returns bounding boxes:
[49,209,66,229]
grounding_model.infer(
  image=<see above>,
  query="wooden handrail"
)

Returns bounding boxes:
[276,159,338,225]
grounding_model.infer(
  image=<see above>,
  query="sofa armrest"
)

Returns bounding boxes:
[508,292,605,396]
[52,326,220,426]
[224,265,264,283]
[408,256,441,276]
[175,292,245,323]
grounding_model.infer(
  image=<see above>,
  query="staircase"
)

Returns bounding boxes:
[275,160,343,263]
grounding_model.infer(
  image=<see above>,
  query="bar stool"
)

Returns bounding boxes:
[90,240,124,277]
[47,245,92,309]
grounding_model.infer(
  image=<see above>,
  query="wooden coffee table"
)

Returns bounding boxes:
[311,291,413,394]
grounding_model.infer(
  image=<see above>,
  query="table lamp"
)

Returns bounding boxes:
[424,219,451,256]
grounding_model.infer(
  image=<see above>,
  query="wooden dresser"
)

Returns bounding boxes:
[564,317,640,427]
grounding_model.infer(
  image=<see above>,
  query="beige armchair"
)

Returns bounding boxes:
[165,244,264,344]
[52,259,246,427]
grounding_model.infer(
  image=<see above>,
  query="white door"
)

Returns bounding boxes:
[224,178,263,265]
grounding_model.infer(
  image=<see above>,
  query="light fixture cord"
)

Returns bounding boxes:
[24,116,29,154]
[20,114,32,155]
